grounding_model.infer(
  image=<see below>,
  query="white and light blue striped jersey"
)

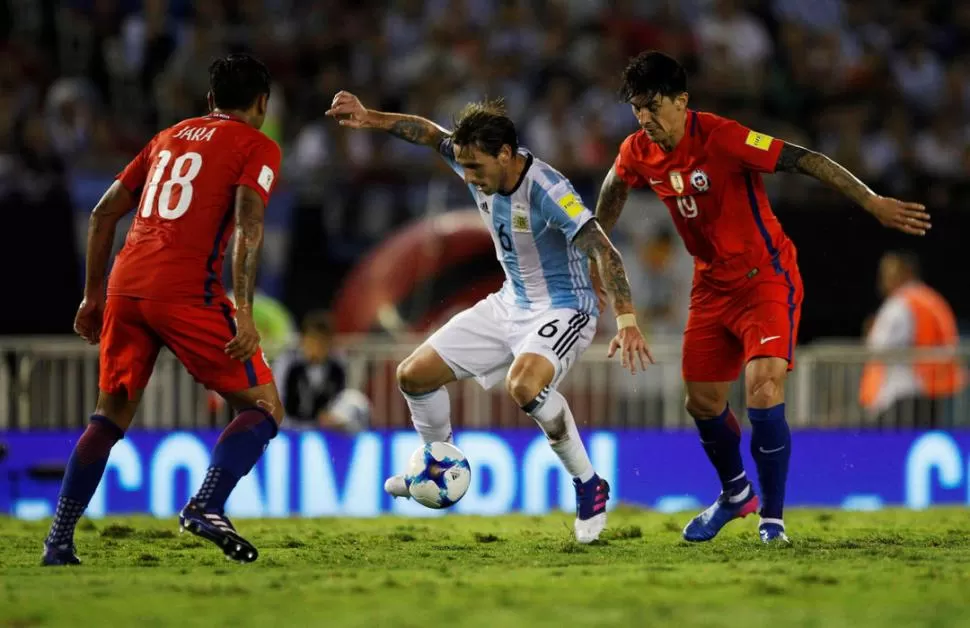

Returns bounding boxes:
[438,138,598,317]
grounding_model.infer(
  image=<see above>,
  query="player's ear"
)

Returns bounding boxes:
[206,91,214,112]
[257,93,269,117]
[676,92,689,111]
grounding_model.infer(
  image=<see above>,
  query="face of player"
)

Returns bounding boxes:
[629,92,689,150]
[301,332,332,363]
[454,143,514,196]
[878,255,911,298]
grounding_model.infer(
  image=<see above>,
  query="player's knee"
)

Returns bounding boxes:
[747,375,784,408]
[396,356,434,396]
[505,372,543,408]
[685,390,725,419]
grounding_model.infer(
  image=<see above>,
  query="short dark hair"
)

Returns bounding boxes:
[208,53,271,111]
[620,51,688,103]
[886,250,921,278]
[302,310,333,337]
[451,99,518,157]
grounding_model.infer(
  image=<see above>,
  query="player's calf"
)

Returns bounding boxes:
[42,413,126,565]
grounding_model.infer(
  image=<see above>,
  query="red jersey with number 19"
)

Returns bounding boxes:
[614,110,794,292]
[108,113,281,304]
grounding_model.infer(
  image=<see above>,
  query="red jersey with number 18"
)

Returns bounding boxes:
[614,110,795,293]
[108,112,281,304]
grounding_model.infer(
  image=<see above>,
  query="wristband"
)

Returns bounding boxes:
[616,314,637,330]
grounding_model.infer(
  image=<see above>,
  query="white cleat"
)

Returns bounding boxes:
[384,474,410,498]
[574,512,607,544]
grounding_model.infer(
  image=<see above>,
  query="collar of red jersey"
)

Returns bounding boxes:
[206,112,245,123]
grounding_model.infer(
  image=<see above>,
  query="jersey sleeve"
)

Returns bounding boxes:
[537,179,594,241]
[237,135,283,206]
[116,138,155,192]
[613,135,648,188]
[437,137,464,177]
[705,119,784,173]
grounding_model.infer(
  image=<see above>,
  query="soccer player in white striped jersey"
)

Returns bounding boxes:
[327,91,652,543]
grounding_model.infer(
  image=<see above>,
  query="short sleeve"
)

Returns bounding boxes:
[237,135,283,206]
[705,119,783,173]
[536,179,594,241]
[437,137,465,177]
[613,135,648,188]
[116,138,155,193]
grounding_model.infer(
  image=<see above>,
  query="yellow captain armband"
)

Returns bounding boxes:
[616,314,637,330]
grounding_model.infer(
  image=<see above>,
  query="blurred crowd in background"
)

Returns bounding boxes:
[2,0,969,343]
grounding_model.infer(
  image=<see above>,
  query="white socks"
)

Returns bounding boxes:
[527,389,595,482]
[402,387,452,443]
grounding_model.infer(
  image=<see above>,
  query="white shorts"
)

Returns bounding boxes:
[427,293,598,390]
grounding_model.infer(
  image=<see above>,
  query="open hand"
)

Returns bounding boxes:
[865,196,931,236]
[607,325,654,374]
[325,91,371,129]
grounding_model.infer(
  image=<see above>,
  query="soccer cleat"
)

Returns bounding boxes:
[573,475,609,544]
[682,485,760,542]
[41,542,81,566]
[384,474,410,499]
[178,499,258,563]
[759,520,791,545]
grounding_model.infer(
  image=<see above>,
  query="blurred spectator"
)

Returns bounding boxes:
[860,251,966,428]
[273,311,371,433]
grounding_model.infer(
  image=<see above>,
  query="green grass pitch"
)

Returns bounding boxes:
[2,508,969,627]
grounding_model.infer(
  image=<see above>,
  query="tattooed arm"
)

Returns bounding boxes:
[573,219,653,372]
[225,185,265,361]
[326,90,449,148]
[573,219,634,317]
[775,142,931,236]
[589,167,632,313]
[593,166,631,234]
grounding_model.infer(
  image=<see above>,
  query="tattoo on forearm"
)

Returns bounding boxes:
[389,118,447,148]
[574,221,634,314]
[233,193,264,308]
[594,168,630,234]
[776,142,874,207]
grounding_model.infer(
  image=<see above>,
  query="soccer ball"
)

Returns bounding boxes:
[404,442,471,509]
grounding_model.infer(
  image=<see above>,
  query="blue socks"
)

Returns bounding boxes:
[46,415,124,547]
[694,405,748,497]
[749,403,791,521]
[194,408,278,512]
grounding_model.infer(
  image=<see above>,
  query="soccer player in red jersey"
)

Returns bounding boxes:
[43,54,284,565]
[594,51,930,544]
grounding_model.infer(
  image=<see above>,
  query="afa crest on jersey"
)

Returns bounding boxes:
[511,203,530,232]
[690,169,710,192]
[669,171,684,194]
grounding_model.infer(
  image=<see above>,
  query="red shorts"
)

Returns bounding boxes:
[682,268,804,382]
[99,295,273,399]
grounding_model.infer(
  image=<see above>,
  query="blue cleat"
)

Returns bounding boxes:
[42,542,81,566]
[682,486,760,542]
[573,475,610,544]
[179,499,259,563]
[759,521,791,545]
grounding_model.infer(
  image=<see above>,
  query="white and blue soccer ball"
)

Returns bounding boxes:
[404,441,472,509]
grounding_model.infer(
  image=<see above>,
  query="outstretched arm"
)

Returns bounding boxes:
[326,91,449,148]
[574,219,634,317]
[573,219,653,373]
[775,142,931,236]
[593,166,631,234]
[589,167,632,313]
